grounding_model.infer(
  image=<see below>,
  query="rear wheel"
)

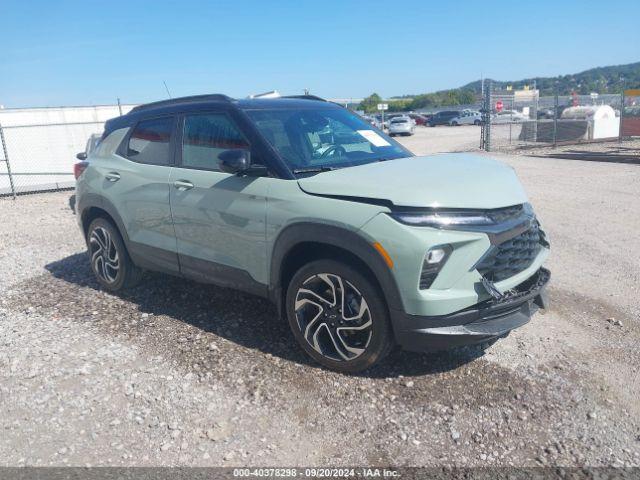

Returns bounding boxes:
[451,121,459,126]
[87,218,142,291]
[286,260,393,373]
[474,119,481,126]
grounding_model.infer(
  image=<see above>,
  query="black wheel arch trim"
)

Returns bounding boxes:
[269,222,404,316]
[78,193,131,245]
[78,193,181,275]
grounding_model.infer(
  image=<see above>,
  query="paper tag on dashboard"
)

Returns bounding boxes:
[356,130,391,147]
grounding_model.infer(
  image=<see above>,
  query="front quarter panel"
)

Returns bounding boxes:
[266,180,384,252]
[359,212,549,317]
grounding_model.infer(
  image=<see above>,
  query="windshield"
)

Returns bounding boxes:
[245,107,411,173]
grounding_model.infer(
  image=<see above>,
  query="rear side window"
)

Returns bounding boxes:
[181,113,249,170]
[126,117,174,165]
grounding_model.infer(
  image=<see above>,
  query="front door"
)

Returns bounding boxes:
[169,111,269,293]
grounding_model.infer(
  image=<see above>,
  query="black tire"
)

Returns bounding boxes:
[286,259,393,373]
[451,121,458,126]
[87,217,143,291]
[474,119,481,126]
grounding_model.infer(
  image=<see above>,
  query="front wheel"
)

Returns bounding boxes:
[474,119,481,126]
[286,260,393,373]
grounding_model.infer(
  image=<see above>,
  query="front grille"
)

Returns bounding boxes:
[477,222,543,282]
[486,204,524,223]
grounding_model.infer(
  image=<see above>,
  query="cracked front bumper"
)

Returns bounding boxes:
[391,268,550,351]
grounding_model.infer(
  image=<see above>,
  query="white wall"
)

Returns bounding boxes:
[0,104,136,195]
[592,116,620,139]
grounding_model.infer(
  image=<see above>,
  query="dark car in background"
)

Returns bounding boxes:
[428,110,461,127]
[537,105,567,119]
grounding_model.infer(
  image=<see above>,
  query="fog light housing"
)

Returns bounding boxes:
[419,245,452,289]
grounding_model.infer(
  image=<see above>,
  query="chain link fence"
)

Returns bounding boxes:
[0,120,105,197]
[0,104,133,198]
[621,89,640,138]
[481,81,627,152]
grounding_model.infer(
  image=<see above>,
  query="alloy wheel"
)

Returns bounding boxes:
[294,273,372,362]
[89,226,120,284]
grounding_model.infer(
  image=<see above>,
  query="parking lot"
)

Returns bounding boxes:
[1,128,640,467]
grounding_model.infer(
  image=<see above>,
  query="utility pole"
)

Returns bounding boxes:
[0,123,16,200]
[553,83,559,148]
[619,76,625,144]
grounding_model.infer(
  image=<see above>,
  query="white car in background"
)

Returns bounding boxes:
[387,116,415,136]
[491,110,530,124]
[450,110,483,126]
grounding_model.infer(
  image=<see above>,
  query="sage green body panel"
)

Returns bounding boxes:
[298,153,528,209]
[79,127,548,319]
[84,128,179,272]
[169,167,269,282]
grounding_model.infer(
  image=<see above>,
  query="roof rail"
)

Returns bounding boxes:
[281,95,326,102]
[129,94,233,113]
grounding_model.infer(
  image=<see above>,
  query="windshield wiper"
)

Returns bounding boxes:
[292,166,336,174]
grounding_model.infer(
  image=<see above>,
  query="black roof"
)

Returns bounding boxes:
[128,94,233,113]
[129,93,332,114]
[104,94,336,134]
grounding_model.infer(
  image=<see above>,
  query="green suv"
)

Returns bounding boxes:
[74,94,549,372]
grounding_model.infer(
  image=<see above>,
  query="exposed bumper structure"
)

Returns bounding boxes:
[392,268,550,351]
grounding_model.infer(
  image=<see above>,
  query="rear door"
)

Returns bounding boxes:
[99,115,179,273]
[168,110,269,291]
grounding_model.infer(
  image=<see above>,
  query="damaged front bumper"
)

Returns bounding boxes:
[392,268,550,351]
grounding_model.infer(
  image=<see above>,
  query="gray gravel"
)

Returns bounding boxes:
[1,141,640,467]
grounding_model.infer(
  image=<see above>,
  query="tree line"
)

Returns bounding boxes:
[358,89,477,113]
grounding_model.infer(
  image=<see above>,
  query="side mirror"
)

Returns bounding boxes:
[76,152,88,161]
[219,149,250,174]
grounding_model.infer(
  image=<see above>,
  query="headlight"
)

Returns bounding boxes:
[391,211,495,227]
[390,203,534,229]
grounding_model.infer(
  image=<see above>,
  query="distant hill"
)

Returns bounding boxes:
[462,61,640,96]
[362,61,640,112]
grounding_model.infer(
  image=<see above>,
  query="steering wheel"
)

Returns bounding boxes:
[320,145,346,159]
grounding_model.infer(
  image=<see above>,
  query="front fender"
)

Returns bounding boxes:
[269,222,404,315]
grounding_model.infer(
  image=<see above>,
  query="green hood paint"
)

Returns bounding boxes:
[297,153,528,209]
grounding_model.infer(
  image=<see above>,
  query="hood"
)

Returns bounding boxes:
[297,153,528,209]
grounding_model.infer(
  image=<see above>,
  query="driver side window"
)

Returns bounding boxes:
[181,113,249,171]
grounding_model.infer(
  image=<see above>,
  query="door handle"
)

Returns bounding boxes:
[173,180,194,191]
[105,172,120,182]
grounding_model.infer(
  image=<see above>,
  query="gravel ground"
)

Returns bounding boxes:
[397,125,481,154]
[1,137,640,467]
[514,139,640,162]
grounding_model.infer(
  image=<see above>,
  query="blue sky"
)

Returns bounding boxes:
[1,0,639,107]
